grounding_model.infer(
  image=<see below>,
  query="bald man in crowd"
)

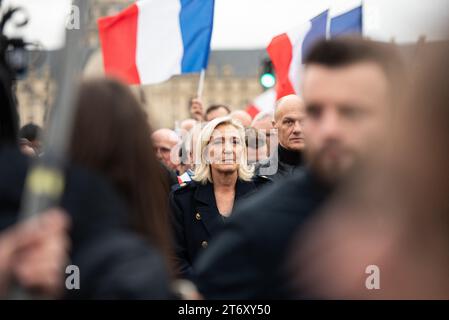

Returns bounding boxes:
[151,128,180,171]
[270,94,306,181]
[230,110,252,128]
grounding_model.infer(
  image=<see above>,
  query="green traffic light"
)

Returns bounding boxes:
[260,73,276,88]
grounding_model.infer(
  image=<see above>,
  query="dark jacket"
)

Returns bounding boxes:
[0,146,173,299]
[169,176,270,280]
[194,170,334,299]
[262,144,304,182]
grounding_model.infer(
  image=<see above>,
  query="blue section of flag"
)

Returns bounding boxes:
[301,10,328,63]
[179,0,215,73]
[330,6,363,37]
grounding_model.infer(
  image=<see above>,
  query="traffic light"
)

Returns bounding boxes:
[259,58,275,89]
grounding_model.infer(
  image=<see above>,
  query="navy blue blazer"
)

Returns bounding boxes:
[169,177,270,279]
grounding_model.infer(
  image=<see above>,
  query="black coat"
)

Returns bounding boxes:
[0,146,173,299]
[194,170,334,299]
[271,144,305,182]
[169,177,270,280]
[255,145,304,182]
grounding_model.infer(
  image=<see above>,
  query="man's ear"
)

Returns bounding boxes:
[272,120,277,129]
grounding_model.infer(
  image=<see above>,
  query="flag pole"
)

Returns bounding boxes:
[326,8,331,39]
[197,69,206,98]
[361,0,365,38]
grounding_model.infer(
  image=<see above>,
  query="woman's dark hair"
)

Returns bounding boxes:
[69,78,173,272]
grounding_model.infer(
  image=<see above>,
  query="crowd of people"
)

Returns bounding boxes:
[0,36,448,299]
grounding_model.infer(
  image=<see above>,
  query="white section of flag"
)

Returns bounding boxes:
[136,0,184,84]
[286,23,311,96]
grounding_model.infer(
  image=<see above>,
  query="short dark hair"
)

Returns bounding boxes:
[205,104,231,117]
[304,37,405,94]
[19,123,42,142]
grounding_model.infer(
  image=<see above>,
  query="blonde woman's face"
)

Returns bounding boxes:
[207,124,243,173]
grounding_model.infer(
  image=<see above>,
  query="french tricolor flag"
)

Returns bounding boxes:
[98,0,215,85]
[267,6,363,100]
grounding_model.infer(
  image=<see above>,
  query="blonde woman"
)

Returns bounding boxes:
[169,116,270,279]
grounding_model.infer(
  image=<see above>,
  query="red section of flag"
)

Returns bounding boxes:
[267,33,295,100]
[98,4,141,84]
[246,105,260,119]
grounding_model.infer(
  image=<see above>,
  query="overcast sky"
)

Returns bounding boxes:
[2,0,449,50]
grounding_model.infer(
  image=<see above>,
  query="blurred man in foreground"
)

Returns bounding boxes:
[291,42,449,299]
